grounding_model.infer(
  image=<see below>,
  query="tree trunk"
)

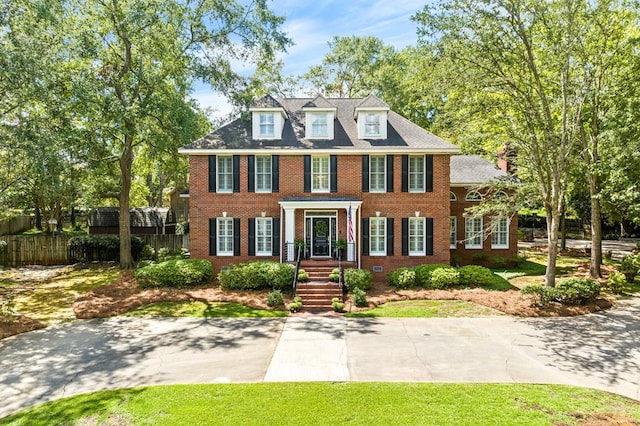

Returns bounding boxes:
[119,133,134,269]
[589,189,603,279]
[560,200,567,251]
[545,205,561,287]
[35,206,42,230]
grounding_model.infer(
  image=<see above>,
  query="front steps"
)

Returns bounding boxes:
[295,260,346,311]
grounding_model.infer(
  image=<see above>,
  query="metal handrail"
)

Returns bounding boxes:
[292,244,302,291]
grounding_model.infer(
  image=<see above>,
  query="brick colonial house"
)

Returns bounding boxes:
[179,95,517,280]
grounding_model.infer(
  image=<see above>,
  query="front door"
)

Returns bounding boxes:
[312,217,330,256]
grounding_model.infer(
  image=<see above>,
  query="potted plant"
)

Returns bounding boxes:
[619,254,639,283]
[335,238,347,260]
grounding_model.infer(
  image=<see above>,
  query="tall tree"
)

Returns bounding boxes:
[415,0,600,286]
[57,0,289,268]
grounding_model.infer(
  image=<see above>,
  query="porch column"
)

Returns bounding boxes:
[284,207,295,261]
[346,205,358,262]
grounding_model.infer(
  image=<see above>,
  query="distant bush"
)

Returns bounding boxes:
[607,273,626,294]
[471,252,488,262]
[352,287,368,308]
[430,267,460,289]
[388,267,416,289]
[135,259,213,288]
[459,265,493,287]
[218,261,295,290]
[344,268,372,291]
[415,264,450,288]
[68,235,144,262]
[522,278,601,306]
[266,290,284,308]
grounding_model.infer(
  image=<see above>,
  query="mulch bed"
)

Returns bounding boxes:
[0,316,45,339]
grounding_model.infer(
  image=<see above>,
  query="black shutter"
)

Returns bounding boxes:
[426,217,434,256]
[402,218,409,256]
[208,155,216,192]
[426,155,433,192]
[272,155,279,193]
[362,155,369,192]
[247,155,255,193]
[209,218,217,256]
[387,218,394,256]
[401,155,408,192]
[272,217,280,256]
[233,218,241,256]
[330,155,337,193]
[248,218,256,256]
[362,218,370,256]
[386,155,394,192]
[232,155,240,193]
[303,155,311,193]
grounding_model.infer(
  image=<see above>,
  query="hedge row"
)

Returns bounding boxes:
[218,261,295,290]
[135,259,213,288]
[388,264,494,289]
[521,278,601,306]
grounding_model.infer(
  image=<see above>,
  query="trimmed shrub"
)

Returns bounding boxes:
[297,269,309,282]
[352,287,368,307]
[329,268,340,283]
[522,278,601,306]
[553,278,601,305]
[218,261,294,290]
[607,272,626,294]
[288,296,303,312]
[459,265,494,287]
[266,290,284,308]
[331,297,345,312]
[135,259,213,288]
[430,267,460,289]
[388,267,416,289]
[415,264,450,288]
[344,268,372,291]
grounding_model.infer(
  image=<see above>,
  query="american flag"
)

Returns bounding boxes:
[347,205,354,243]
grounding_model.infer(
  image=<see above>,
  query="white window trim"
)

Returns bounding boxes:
[255,155,272,193]
[311,155,330,193]
[491,217,510,249]
[450,216,457,249]
[369,155,386,193]
[305,111,335,139]
[217,156,233,193]
[409,217,426,256]
[465,191,483,201]
[409,155,425,193]
[356,110,388,139]
[370,217,386,256]
[217,217,234,256]
[256,217,273,256]
[465,217,483,249]
[250,109,285,140]
[450,191,457,201]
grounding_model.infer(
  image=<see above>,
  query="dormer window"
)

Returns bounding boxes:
[249,106,286,140]
[355,108,388,139]
[259,113,275,138]
[303,108,336,140]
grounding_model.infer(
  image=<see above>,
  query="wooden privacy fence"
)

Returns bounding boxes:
[0,216,32,236]
[0,234,189,267]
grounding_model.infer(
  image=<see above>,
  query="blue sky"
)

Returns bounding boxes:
[192,0,428,118]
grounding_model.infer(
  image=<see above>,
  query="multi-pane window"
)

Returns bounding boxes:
[409,217,425,255]
[491,218,509,248]
[255,156,271,192]
[465,191,482,201]
[259,113,275,137]
[369,155,386,192]
[370,217,386,255]
[310,114,328,138]
[409,155,424,192]
[312,156,330,192]
[256,218,272,255]
[450,217,457,249]
[465,217,483,249]
[364,113,381,137]
[217,156,233,192]
[217,218,234,255]
[450,192,457,201]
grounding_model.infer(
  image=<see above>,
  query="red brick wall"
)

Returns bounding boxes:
[188,153,452,280]
[449,187,518,266]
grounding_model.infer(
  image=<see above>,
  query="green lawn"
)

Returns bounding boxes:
[2,383,639,425]
[346,299,504,318]
[125,301,288,318]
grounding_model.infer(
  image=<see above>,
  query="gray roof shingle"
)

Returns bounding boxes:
[450,155,508,185]
[181,96,459,153]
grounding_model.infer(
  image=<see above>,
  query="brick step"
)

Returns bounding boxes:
[296,288,343,295]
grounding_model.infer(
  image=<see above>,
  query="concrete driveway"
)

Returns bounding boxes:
[2,297,639,418]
